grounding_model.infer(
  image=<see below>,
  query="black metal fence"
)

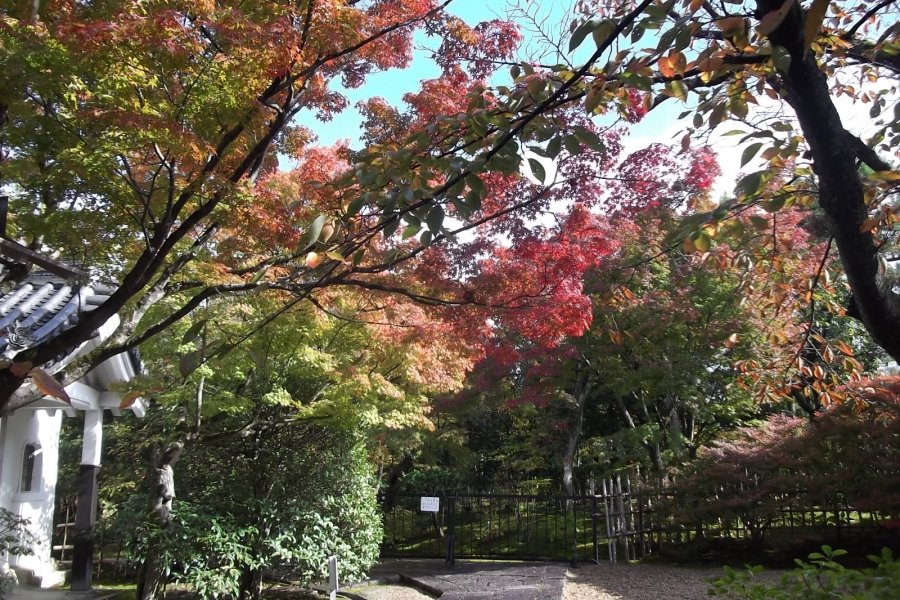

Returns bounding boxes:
[380,475,900,564]
[380,493,599,563]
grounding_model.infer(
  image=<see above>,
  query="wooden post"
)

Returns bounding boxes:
[71,410,103,591]
[591,495,599,564]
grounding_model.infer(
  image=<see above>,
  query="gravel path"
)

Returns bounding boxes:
[563,563,781,600]
[355,560,785,600]
[349,584,432,600]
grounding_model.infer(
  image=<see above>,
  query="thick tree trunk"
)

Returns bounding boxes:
[756,0,900,362]
[136,442,184,600]
[562,377,591,497]
[136,552,166,600]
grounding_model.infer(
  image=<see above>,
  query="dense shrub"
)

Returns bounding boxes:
[659,379,900,541]
[709,546,900,599]
[0,509,35,600]
[121,427,381,599]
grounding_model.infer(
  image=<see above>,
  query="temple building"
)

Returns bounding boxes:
[0,242,144,589]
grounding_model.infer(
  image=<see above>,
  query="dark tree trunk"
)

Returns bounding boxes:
[756,0,900,362]
[238,567,263,600]
[136,442,184,600]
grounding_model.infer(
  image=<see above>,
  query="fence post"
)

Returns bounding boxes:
[570,496,577,568]
[445,496,456,568]
[591,495,599,564]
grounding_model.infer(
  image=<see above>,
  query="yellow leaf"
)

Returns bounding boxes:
[668,80,688,101]
[694,232,711,252]
[804,0,829,50]
[716,17,746,34]
[658,55,677,79]
[30,368,71,404]
[859,216,880,232]
[869,170,900,182]
[670,51,687,74]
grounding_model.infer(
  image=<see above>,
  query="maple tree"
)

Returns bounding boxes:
[103,288,478,600]
[0,0,646,414]
[343,0,899,363]
[0,0,529,409]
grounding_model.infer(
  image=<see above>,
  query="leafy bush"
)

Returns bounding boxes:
[0,508,35,558]
[272,443,382,586]
[0,508,35,600]
[120,498,261,599]
[658,381,900,542]
[709,545,900,599]
[119,431,381,599]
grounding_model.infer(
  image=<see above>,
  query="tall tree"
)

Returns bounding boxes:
[344,0,899,361]
[0,0,523,408]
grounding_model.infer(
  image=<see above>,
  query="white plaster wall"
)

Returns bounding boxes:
[0,410,62,582]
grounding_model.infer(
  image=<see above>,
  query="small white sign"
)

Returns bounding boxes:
[420,496,440,512]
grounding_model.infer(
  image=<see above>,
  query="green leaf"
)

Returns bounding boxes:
[401,224,421,239]
[300,215,326,251]
[546,136,562,159]
[357,167,377,186]
[764,195,787,212]
[528,158,547,183]
[467,174,485,197]
[693,232,711,252]
[492,152,520,174]
[179,352,202,378]
[591,19,615,48]
[351,248,366,267]
[346,195,367,217]
[569,18,601,52]
[668,80,688,102]
[771,45,792,72]
[463,190,482,213]
[584,86,604,114]
[382,215,400,238]
[750,215,769,230]
[426,205,445,233]
[740,142,763,167]
[573,126,605,152]
[563,134,581,155]
[182,319,208,344]
[731,97,749,119]
[737,171,765,196]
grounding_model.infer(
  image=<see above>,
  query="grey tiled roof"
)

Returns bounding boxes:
[0,269,115,361]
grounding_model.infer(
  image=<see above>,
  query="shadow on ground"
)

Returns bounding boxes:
[367,559,567,600]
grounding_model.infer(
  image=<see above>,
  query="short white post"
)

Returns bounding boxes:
[328,555,339,600]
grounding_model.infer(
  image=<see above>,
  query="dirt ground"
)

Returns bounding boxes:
[348,584,431,600]
[563,562,782,600]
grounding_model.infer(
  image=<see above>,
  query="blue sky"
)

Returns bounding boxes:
[289,1,827,198]
[293,2,567,148]
[295,1,687,147]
